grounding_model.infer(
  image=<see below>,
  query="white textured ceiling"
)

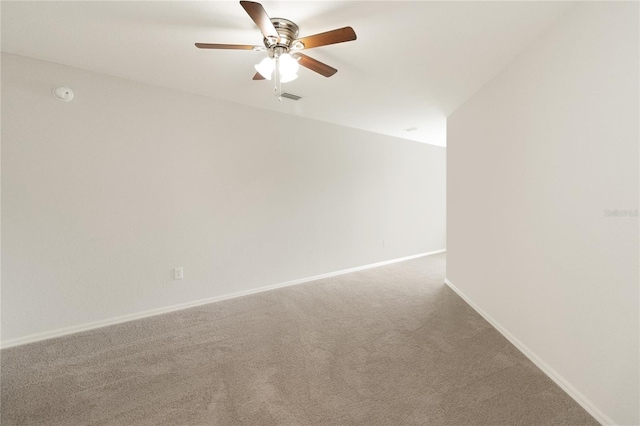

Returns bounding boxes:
[1,1,576,146]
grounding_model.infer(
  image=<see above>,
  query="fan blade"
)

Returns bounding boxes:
[240,1,279,42]
[195,43,259,50]
[296,53,337,77]
[253,72,266,80]
[294,27,356,50]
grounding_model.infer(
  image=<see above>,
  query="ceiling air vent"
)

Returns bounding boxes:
[281,92,302,101]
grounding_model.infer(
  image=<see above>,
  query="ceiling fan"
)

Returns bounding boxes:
[195,1,357,84]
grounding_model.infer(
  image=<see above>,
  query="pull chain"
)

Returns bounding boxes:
[275,55,282,102]
[274,55,278,94]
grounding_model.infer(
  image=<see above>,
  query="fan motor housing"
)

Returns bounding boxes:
[265,18,299,50]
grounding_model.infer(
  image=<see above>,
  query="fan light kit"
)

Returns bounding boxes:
[196,1,357,100]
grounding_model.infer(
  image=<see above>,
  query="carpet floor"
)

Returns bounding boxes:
[1,253,597,425]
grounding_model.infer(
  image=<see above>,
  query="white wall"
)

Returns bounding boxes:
[447,2,638,425]
[1,53,446,344]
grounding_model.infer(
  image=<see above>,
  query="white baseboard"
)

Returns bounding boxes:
[0,249,446,349]
[444,278,614,426]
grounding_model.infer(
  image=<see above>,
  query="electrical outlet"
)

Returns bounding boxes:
[174,267,184,280]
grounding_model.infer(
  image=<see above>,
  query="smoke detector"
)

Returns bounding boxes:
[53,86,74,102]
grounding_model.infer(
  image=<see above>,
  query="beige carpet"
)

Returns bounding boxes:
[1,253,597,425]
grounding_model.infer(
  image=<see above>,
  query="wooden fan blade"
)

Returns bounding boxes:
[253,72,266,80]
[195,43,258,50]
[240,1,279,42]
[294,27,356,50]
[296,53,337,77]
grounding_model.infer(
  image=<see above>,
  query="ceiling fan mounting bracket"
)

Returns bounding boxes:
[264,18,300,51]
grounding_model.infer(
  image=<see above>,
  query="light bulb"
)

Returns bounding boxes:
[279,53,299,76]
[278,54,299,84]
[280,73,298,83]
[254,57,275,80]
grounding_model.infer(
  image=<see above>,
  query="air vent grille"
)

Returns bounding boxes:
[281,92,302,101]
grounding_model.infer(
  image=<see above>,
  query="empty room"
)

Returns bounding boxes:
[1,1,638,425]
